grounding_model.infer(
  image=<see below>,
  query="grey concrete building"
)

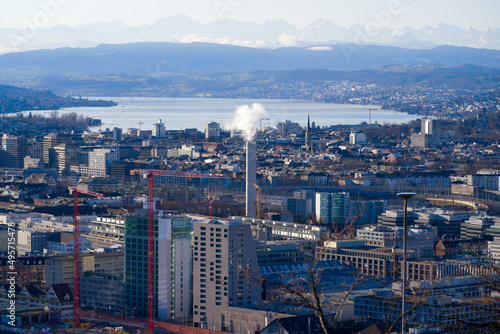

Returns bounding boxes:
[191,217,261,329]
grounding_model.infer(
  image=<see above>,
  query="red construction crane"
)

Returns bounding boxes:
[69,186,104,327]
[130,169,227,179]
[368,108,377,125]
[146,170,154,332]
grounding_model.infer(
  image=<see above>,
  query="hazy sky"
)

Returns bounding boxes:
[1,0,499,30]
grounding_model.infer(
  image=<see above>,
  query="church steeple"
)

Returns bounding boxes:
[306,114,312,153]
[305,114,310,144]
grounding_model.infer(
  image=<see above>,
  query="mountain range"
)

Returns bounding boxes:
[1,15,500,55]
[1,42,500,85]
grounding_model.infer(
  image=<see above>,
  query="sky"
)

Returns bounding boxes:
[1,0,499,30]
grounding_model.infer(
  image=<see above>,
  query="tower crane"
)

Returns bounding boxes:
[359,108,378,125]
[130,169,227,332]
[69,187,104,327]
[368,108,377,125]
[131,169,228,180]
[146,170,154,332]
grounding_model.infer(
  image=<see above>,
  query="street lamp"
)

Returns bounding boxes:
[397,192,416,334]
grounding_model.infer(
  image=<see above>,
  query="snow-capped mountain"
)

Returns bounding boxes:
[0,16,499,54]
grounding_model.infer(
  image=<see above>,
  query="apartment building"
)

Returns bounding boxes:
[191,217,261,329]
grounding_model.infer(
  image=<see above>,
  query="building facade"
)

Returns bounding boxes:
[315,192,350,226]
[205,122,221,140]
[43,133,71,169]
[124,214,192,320]
[191,218,261,329]
[152,119,166,138]
[2,134,28,169]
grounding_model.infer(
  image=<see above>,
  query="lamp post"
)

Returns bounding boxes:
[397,192,416,334]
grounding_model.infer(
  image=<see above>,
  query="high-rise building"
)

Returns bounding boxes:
[75,148,120,177]
[191,217,261,329]
[286,198,313,222]
[43,133,71,168]
[113,127,123,141]
[350,200,386,225]
[28,139,44,159]
[2,134,27,169]
[276,120,301,135]
[124,214,192,320]
[54,143,80,174]
[410,118,440,148]
[110,162,136,183]
[315,192,350,226]
[349,132,367,145]
[205,122,221,140]
[294,190,317,212]
[152,119,166,138]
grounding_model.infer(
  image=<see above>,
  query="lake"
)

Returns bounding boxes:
[28,97,418,131]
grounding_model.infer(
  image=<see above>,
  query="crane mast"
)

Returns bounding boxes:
[146,170,155,332]
[70,187,104,327]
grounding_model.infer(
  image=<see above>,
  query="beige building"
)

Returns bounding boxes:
[54,143,80,174]
[43,133,71,168]
[318,242,400,278]
[45,251,124,289]
[191,217,261,329]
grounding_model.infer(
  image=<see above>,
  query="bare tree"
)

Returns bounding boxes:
[261,212,367,334]
[449,264,500,333]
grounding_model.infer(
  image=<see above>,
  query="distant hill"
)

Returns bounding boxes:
[1,42,500,82]
[17,64,500,98]
[0,84,116,114]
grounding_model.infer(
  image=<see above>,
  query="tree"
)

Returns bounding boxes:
[449,265,500,333]
[262,213,366,334]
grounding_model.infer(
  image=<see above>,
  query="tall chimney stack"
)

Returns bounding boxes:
[246,141,257,218]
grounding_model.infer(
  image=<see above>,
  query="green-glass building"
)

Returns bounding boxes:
[124,214,192,320]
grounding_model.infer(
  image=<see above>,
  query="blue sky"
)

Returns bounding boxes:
[1,0,499,30]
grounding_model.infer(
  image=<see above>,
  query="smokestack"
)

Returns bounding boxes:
[246,141,257,218]
[227,103,267,218]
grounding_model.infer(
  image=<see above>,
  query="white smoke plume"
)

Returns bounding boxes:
[227,103,268,142]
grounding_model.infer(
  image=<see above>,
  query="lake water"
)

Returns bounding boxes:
[29,97,418,131]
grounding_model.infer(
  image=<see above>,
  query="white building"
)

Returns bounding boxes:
[157,216,192,320]
[45,232,92,254]
[356,225,395,247]
[277,120,301,135]
[487,218,500,259]
[15,215,95,234]
[74,148,120,177]
[349,132,367,145]
[153,119,167,138]
[16,230,57,255]
[205,122,221,140]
